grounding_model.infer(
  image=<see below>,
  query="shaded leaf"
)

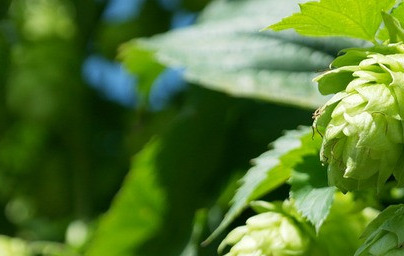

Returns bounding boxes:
[205,126,322,243]
[179,209,208,256]
[318,193,377,256]
[268,0,395,41]
[0,0,11,19]
[85,140,166,256]
[289,154,336,232]
[86,84,316,255]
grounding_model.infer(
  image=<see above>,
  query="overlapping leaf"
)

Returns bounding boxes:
[378,2,404,41]
[391,2,404,25]
[85,140,166,256]
[120,0,366,109]
[355,205,404,256]
[86,87,306,256]
[289,154,336,232]
[205,126,323,243]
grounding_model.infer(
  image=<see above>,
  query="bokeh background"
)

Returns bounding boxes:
[0,0,334,255]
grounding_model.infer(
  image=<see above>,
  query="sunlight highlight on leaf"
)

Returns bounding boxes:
[268,0,395,41]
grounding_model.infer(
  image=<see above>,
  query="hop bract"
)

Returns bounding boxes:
[218,201,311,256]
[314,43,404,192]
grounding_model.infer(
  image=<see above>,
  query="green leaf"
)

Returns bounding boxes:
[268,0,395,42]
[315,66,359,95]
[355,205,404,256]
[381,11,404,43]
[121,0,365,110]
[331,49,368,68]
[378,2,404,41]
[204,126,322,244]
[391,2,404,25]
[179,209,208,256]
[289,154,336,232]
[360,205,402,240]
[118,42,165,105]
[318,193,376,256]
[85,140,166,256]
[86,85,314,255]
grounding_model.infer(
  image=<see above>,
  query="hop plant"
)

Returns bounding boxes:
[218,201,313,256]
[0,235,29,256]
[218,194,379,256]
[355,205,404,256]
[313,43,404,192]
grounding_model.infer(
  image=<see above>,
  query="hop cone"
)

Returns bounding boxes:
[355,205,404,256]
[0,235,29,256]
[218,201,312,256]
[314,43,404,192]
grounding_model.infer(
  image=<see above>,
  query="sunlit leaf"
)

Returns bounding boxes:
[391,2,404,26]
[268,0,395,41]
[378,2,404,41]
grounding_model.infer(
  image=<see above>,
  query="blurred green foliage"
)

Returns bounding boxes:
[0,0,186,254]
[0,0,370,255]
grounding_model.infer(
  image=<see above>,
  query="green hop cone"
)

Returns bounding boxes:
[218,201,313,256]
[0,235,29,256]
[355,204,404,256]
[314,43,404,192]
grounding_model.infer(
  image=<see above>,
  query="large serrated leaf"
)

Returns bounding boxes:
[289,153,336,232]
[269,0,395,42]
[359,205,403,240]
[204,126,322,243]
[120,0,367,110]
[355,205,404,256]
